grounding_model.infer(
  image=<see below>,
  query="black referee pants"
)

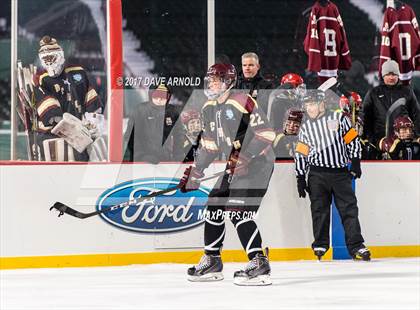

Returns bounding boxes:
[308,166,365,255]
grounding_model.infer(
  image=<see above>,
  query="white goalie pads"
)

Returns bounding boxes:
[87,136,108,162]
[51,113,93,153]
[43,138,75,161]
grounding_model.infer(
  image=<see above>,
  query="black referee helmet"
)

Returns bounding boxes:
[302,89,325,105]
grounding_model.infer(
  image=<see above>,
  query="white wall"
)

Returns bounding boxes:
[0,162,419,258]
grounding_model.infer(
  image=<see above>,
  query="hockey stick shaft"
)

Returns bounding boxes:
[317,77,337,92]
[385,98,406,137]
[50,168,230,219]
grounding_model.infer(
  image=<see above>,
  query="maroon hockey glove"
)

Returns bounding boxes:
[179,166,205,193]
[379,136,397,153]
[227,150,252,177]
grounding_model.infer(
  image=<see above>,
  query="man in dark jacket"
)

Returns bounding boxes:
[236,52,274,114]
[361,60,420,148]
[125,84,182,163]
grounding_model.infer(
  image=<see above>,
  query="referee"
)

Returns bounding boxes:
[294,90,371,261]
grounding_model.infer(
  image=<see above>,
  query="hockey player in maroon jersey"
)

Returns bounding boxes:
[379,115,420,160]
[379,2,420,84]
[268,73,306,159]
[178,63,276,286]
[179,109,202,162]
[34,36,103,161]
[303,0,351,82]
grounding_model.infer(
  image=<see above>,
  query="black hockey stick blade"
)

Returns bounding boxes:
[50,201,91,219]
[49,167,235,220]
[50,185,180,219]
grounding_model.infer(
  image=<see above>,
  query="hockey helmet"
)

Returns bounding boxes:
[283,108,304,135]
[339,94,350,112]
[393,115,414,140]
[302,89,326,119]
[38,36,65,77]
[302,89,325,105]
[204,63,237,100]
[349,92,362,108]
[280,73,304,88]
[339,91,362,116]
[181,109,202,136]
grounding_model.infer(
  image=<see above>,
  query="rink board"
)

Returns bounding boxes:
[0,162,419,269]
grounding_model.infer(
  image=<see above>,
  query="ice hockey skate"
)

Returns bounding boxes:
[233,253,272,286]
[352,246,371,261]
[313,247,327,261]
[187,254,224,282]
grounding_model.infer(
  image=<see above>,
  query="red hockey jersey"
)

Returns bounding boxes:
[379,4,420,82]
[303,0,352,78]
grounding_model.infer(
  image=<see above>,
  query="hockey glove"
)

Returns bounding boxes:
[179,166,205,193]
[350,158,362,179]
[227,150,252,177]
[297,175,310,198]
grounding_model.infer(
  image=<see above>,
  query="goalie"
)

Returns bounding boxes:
[33,36,104,161]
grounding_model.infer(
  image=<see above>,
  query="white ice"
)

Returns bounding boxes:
[1,258,419,310]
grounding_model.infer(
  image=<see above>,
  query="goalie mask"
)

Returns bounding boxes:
[393,115,414,141]
[283,109,304,135]
[181,109,202,137]
[38,36,65,77]
[204,63,237,100]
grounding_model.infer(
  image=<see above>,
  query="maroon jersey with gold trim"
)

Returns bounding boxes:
[35,64,102,132]
[303,0,351,78]
[379,4,420,82]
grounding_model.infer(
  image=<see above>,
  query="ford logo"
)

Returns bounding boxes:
[96,178,210,233]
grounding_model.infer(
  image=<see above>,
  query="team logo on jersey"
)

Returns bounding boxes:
[96,178,209,233]
[327,120,339,131]
[225,109,234,120]
[73,73,83,82]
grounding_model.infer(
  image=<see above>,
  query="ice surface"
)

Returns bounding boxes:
[1,258,419,310]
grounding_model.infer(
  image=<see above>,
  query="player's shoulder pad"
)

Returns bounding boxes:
[64,64,86,74]
[226,93,258,114]
[273,133,285,148]
[202,100,217,110]
[37,69,49,86]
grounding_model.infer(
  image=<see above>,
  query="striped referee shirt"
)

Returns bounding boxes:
[294,111,361,176]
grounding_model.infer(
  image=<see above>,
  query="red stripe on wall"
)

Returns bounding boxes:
[108,0,124,162]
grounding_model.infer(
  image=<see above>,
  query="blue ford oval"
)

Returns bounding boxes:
[96,178,209,233]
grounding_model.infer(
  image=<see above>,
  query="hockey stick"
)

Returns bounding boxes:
[50,168,231,219]
[317,77,337,92]
[385,98,406,138]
